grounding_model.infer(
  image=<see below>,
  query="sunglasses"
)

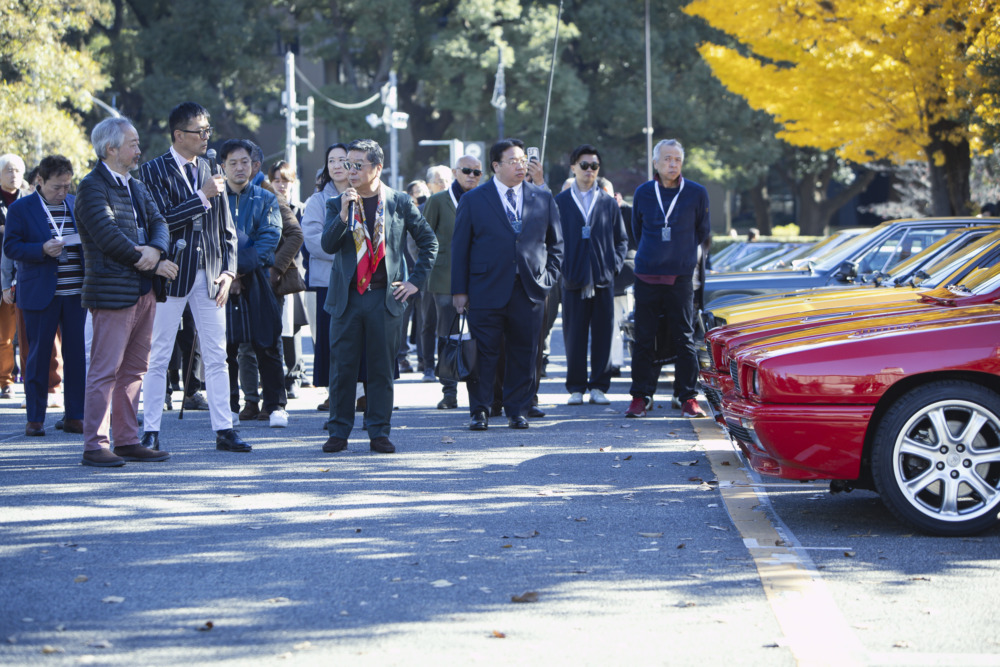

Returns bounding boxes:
[459,167,482,177]
[577,161,600,171]
[345,161,373,171]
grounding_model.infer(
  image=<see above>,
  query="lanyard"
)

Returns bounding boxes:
[570,185,599,226]
[41,198,68,239]
[654,176,684,227]
[448,187,458,211]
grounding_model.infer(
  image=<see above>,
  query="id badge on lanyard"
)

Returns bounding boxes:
[42,200,69,262]
[571,187,598,241]
[655,177,684,242]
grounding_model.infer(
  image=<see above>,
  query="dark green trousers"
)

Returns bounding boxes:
[328,287,401,439]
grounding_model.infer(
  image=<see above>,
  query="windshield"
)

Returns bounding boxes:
[812,223,888,271]
[882,228,991,282]
[920,232,1000,286]
[949,260,1000,295]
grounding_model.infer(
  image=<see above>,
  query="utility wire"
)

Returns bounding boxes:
[294,65,380,109]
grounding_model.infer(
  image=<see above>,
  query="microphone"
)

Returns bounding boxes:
[171,238,188,261]
[347,200,356,227]
[206,149,218,175]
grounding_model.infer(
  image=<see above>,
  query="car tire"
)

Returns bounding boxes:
[871,380,1000,536]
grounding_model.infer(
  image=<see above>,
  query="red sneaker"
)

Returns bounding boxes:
[681,398,707,418]
[625,396,649,418]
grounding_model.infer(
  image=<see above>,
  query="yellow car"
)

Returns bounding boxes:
[704,227,1000,329]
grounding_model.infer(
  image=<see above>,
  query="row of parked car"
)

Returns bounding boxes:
[699,217,1000,536]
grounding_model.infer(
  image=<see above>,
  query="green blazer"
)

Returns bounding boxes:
[320,183,438,318]
[422,187,456,294]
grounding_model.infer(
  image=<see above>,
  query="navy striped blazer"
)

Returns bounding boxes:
[137,151,237,298]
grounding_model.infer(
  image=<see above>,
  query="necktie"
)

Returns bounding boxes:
[505,188,521,234]
[184,162,197,190]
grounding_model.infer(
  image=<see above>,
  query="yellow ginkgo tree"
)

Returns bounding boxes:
[684,0,1000,215]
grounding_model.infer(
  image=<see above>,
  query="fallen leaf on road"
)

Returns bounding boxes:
[721,461,731,466]
[623,455,632,461]
[638,532,663,538]
[41,645,64,654]
[267,597,290,604]
[511,591,538,603]
[441,436,455,444]
[501,544,512,548]
[674,460,698,466]
[74,575,88,583]
[492,630,506,638]
[318,468,330,473]
[88,640,112,649]
[910,576,931,581]
[599,446,612,452]
[431,580,454,588]
[575,517,588,522]
[514,530,539,539]
[676,601,696,608]
[688,476,703,482]
[708,525,728,532]
[197,621,214,632]
[101,596,124,604]
[294,641,312,650]
[844,551,856,558]
[677,543,686,549]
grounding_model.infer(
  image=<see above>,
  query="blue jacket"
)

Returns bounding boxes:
[632,178,710,277]
[226,183,281,268]
[451,180,563,309]
[2,192,80,310]
[555,187,627,290]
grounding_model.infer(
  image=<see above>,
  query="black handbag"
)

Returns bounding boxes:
[436,313,478,382]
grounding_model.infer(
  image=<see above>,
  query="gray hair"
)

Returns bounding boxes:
[426,164,451,183]
[91,117,136,160]
[653,138,685,161]
[0,153,26,174]
[347,138,384,167]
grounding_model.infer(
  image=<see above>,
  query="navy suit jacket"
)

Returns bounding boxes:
[2,192,78,311]
[138,151,237,298]
[451,179,562,309]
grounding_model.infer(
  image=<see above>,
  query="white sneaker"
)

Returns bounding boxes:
[567,392,584,405]
[589,389,610,405]
[269,409,289,428]
[48,393,63,408]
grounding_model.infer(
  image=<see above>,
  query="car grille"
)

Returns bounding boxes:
[729,359,739,389]
[726,421,753,444]
[704,386,723,411]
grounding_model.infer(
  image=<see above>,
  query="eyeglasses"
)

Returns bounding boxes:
[500,158,528,167]
[459,167,482,177]
[577,161,600,171]
[345,161,373,171]
[178,127,213,139]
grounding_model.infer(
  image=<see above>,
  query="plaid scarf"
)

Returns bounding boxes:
[351,189,385,294]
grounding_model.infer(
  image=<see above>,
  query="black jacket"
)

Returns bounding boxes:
[74,165,170,310]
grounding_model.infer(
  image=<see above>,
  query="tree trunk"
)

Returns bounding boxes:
[792,165,876,235]
[749,178,772,234]
[925,118,971,215]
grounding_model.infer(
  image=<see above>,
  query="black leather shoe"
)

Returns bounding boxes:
[437,396,458,409]
[469,410,488,431]
[25,422,45,437]
[370,436,395,453]
[164,394,173,411]
[528,406,546,419]
[141,431,160,451]
[216,429,251,452]
[323,436,348,452]
[509,415,529,429]
[55,418,65,430]
[63,419,84,434]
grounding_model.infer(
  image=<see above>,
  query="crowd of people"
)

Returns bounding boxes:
[0,100,709,467]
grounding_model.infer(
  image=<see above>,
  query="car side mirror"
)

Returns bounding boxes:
[836,259,859,281]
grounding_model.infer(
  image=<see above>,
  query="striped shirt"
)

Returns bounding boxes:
[42,198,84,296]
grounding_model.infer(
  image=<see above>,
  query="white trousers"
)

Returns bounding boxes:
[142,270,232,432]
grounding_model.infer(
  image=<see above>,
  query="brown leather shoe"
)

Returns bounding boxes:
[113,444,171,462]
[239,401,260,421]
[370,436,395,453]
[322,436,348,453]
[62,419,84,434]
[81,448,125,467]
[25,422,45,437]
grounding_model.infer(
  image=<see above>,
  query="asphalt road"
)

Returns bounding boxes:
[1,319,998,666]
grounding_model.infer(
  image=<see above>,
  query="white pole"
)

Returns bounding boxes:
[388,70,400,190]
[285,51,300,203]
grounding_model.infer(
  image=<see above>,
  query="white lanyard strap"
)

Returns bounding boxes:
[41,199,68,239]
[570,186,598,226]
[448,187,459,211]
[654,176,684,227]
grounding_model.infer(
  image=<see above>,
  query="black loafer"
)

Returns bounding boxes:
[323,436,348,452]
[370,437,395,453]
[437,396,458,409]
[140,431,160,451]
[528,406,545,419]
[508,415,529,429]
[216,428,251,452]
[470,410,488,431]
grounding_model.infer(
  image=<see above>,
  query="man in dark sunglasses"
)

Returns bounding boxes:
[420,155,483,409]
[555,144,628,408]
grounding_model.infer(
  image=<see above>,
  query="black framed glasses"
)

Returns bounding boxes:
[577,161,600,171]
[178,127,213,139]
[459,167,483,177]
[345,161,373,171]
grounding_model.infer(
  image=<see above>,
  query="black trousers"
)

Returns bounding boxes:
[227,339,286,414]
[466,278,543,418]
[562,285,614,394]
[628,276,699,402]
